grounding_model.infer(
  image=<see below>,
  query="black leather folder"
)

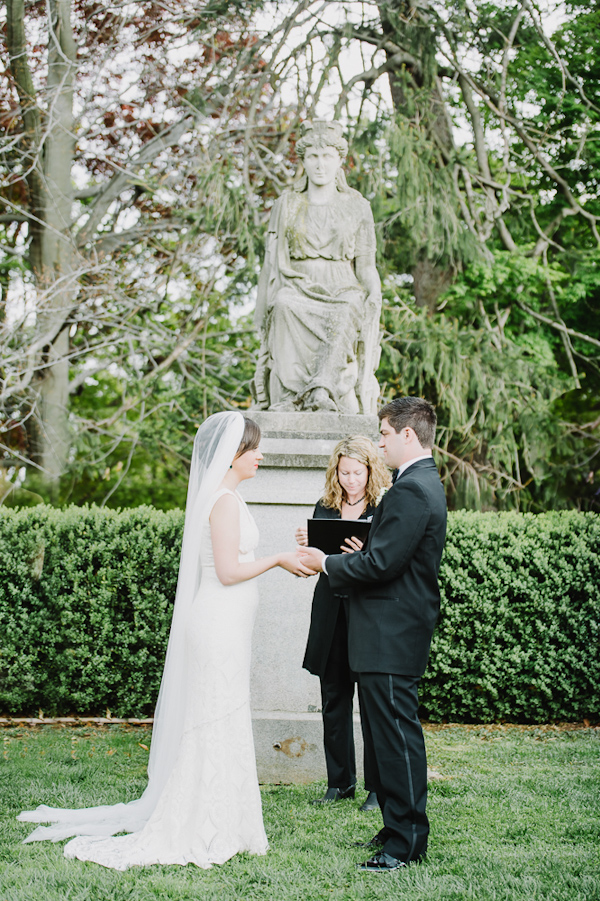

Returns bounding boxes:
[307,518,371,556]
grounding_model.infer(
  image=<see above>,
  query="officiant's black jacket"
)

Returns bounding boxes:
[302,500,376,678]
[326,458,447,678]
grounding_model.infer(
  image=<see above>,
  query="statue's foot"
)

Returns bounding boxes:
[269,401,297,412]
[307,388,337,412]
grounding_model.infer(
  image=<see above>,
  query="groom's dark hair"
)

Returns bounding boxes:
[378,397,436,449]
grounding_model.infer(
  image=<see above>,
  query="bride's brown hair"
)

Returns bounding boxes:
[235,417,261,458]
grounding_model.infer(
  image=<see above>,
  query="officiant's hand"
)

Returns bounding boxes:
[297,546,326,573]
[341,536,364,554]
[295,526,308,546]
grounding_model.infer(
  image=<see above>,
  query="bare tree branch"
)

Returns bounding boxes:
[517,301,600,351]
[75,114,197,248]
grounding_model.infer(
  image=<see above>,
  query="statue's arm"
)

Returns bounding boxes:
[353,202,381,305]
[355,253,382,306]
[255,197,285,329]
[255,238,273,329]
[255,232,276,329]
[353,206,382,414]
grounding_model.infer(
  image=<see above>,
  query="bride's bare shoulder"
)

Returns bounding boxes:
[209,490,240,521]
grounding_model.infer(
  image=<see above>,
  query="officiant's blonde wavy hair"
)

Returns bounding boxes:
[321,436,391,512]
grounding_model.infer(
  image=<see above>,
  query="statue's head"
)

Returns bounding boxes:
[296,119,348,160]
[293,120,351,194]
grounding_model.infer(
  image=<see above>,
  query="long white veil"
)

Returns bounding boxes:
[18,411,245,842]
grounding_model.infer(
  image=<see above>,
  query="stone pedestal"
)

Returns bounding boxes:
[239,411,379,783]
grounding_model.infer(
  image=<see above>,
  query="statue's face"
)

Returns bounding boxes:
[302,145,342,187]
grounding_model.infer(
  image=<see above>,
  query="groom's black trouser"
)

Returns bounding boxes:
[358,672,428,862]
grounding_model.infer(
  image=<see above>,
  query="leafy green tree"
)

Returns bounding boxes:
[0,0,272,503]
[2,0,599,510]
[346,1,600,507]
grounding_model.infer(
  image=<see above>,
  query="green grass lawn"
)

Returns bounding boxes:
[1,725,599,900]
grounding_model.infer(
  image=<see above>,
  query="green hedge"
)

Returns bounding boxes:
[0,506,598,722]
[0,506,182,717]
[423,511,600,722]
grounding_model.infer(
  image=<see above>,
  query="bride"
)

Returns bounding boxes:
[18,411,313,869]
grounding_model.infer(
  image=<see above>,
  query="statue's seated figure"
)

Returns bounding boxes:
[254,120,382,414]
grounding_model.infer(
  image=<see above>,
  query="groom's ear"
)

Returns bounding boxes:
[405,426,423,448]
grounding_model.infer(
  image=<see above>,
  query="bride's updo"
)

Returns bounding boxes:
[235,417,261,458]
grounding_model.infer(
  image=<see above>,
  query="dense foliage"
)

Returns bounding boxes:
[0,505,182,715]
[0,0,268,504]
[424,510,600,722]
[1,1,599,511]
[1,505,598,722]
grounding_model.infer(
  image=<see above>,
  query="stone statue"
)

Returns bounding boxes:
[253,120,382,414]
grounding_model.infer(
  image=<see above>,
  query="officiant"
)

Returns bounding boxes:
[296,436,390,809]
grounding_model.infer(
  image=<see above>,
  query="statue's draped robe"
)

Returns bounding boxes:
[255,189,377,413]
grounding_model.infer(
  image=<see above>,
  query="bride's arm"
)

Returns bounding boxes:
[210,493,315,585]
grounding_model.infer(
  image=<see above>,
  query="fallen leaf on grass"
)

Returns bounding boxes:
[427,767,447,780]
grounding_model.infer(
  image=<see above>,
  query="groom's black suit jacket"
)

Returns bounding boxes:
[326,458,447,677]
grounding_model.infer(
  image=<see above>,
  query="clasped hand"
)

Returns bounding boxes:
[294,526,364,574]
[279,551,317,578]
[295,537,363,574]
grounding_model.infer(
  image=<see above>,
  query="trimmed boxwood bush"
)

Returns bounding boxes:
[0,505,182,717]
[423,511,600,722]
[0,506,598,722]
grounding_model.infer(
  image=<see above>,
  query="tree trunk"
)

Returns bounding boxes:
[411,259,453,313]
[6,0,45,275]
[34,0,77,484]
[378,1,455,311]
[7,0,77,484]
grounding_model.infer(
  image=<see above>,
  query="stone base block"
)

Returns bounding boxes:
[238,410,382,782]
[249,411,379,468]
[253,712,365,785]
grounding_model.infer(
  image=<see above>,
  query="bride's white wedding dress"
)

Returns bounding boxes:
[20,487,268,870]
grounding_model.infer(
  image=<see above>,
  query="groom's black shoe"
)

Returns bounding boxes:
[358,851,407,873]
[311,784,356,804]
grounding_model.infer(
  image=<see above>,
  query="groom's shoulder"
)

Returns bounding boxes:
[402,462,447,515]
[389,461,444,502]
[402,459,440,480]
[392,459,435,485]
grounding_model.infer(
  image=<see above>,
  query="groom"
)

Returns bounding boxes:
[299,397,447,872]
